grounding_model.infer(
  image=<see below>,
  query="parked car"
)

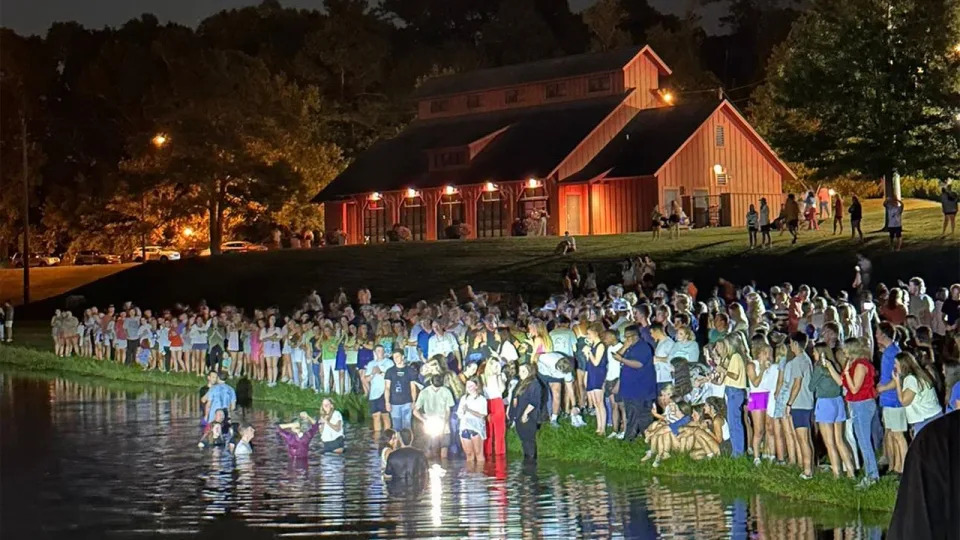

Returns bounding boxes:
[10,253,61,267]
[74,250,122,265]
[130,246,181,262]
[199,241,269,256]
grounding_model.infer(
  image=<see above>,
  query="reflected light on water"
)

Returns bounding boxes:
[0,375,889,539]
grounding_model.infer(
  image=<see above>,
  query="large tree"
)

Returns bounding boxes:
[752,0,960,196]
[583,0,633,52]
[124,47,341,254]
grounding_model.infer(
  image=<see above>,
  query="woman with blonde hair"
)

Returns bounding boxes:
[526,319,553,364]
[747,341,780,464]
[715,332,749,457]
[728,304,750,334]
[481,359,507,457]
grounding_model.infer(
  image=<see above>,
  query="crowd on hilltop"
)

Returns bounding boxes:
[42,250,960,485]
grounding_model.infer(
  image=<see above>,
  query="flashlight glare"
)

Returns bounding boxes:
[425,416,445,437]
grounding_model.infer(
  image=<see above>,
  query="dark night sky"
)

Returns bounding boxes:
[0,0,729,37]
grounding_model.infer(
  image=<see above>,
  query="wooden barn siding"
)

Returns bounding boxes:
[558,184,589,235]
[657,106,784,227]
[323,202,345,236]
[417,72,621,119]
[587,177,650,235]
[621,55,661,110]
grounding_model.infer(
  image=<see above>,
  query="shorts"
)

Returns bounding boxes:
[945,211,957,216]
[604,379,621,401]
[320,436,345,454]
[668,215,680,224]
[116,340,127,350]
[651,220,661,229]
[540,374,566,385]
[170,346,182,352]
[760,225,771,233]
[882,406,907,433]
[748,226,759,233]
[888,227,902,238]
[747,391,769,412]
[460,429,481,439]
[790,408,813,429]
[192,343,207,351]
[814,396,847,423]
[369,396,387,414]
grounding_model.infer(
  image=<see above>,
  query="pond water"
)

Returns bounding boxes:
[0,372,887,539]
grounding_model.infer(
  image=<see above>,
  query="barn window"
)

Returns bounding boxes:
[477,190,506,237]
[437,192,465,239]
[588,75,611,93]
[363,201,388,244]
[467,94,482,109]
[716,172,729,185]
[400,195,427,241]
[545,82,567,99]
[430,99,449,113]
[505,89,522,104]
[715,125,725,147]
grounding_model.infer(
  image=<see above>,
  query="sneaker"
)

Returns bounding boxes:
[606,431,619,439]
[652,458,661,468]
[571,415,585,427]
[616,432,625,440]
[753,457,762,467]
[855,477,877,490]
[550,419,560,428]
[799,473,813,480]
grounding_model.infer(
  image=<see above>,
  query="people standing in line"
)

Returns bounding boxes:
[941,181,958,236]
[746,204,759,249]
[758,198,772,248]
[783,194,800,244]
[809,344,855,479]
[832,194,844,235]
[848,195,863,242]
[457,379,488,463]
[384,350,418,432]
[512,363,544,461]
[784,333,815,479]
[874,322,907,475]
[364,345,394,433]
[884,198,904,251]
[892,352,943,437]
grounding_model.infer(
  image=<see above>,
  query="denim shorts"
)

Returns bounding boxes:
[814,396,847,423]
[791,408,813,429]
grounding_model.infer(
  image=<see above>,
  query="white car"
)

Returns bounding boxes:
[131,246,181,262]
[199,241,269,256]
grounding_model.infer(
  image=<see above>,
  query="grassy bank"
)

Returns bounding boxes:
[505,418,898,514]
[7,199,958,316]
[0,346,370,421]
[2,344,896,514]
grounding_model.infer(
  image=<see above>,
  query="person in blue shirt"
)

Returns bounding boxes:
[612,325,657,441]
[874,322,907,475]
[202,370,236,425]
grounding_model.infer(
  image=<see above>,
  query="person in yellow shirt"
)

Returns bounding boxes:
[715,333,748,457]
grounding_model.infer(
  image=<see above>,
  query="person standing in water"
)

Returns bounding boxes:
[277,412,320,460]
[513,363,544,461]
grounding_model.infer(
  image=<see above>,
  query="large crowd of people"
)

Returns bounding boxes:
[39,249,960,489]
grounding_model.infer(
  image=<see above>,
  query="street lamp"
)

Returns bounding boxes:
[152,133,168,148]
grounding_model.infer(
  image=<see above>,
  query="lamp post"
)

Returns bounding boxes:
[141,134,168,261]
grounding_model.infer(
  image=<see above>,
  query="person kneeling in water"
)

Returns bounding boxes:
[317,398,345,455]
[277,411,319,459]
[383,429,428,490]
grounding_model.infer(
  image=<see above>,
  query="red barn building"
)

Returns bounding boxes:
[314,46,794,243]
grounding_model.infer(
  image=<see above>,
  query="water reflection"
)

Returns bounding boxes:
[1,374,887,539]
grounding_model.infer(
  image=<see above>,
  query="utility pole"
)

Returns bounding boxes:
[20,104,30,305]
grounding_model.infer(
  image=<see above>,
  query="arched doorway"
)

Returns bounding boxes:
[477,189,506,237]
[363,198,388,243]
[437,191,465,239]
[400,194,427,241]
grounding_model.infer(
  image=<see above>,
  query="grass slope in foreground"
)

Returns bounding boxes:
[9,199,959,316]
[1,345,897,513]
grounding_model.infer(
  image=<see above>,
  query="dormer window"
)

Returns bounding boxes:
[545,82,567,99]
[430,99,449,113]
[588,75,611,93]
[467,94,482,109]
[430,148,468,170]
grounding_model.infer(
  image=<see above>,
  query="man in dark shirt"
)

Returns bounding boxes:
[384,429,428,493]
[889,412,960,540]
[612,325,657,441]
[384,351,419,431]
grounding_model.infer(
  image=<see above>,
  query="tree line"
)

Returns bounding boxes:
[0,0,957,257]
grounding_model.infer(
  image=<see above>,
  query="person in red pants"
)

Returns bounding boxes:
[482,360,507,456]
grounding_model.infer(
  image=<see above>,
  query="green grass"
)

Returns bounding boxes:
[2,341,897,514]
[505,420,898,514]
[0,345,370,421]
[6,199,958,317]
